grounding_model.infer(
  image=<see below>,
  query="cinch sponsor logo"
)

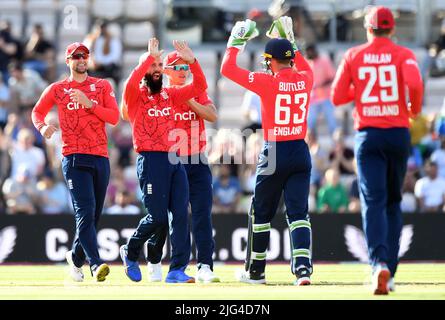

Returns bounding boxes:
[148,107,171,117]
[174,111,197,121]
[67,99,98,111]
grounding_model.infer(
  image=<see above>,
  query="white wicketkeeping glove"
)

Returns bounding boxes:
[227,19,259,52]
[266,16,298,51]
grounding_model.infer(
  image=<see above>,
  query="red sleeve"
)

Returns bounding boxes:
[123,54,154,116]
[220,47,270,95]
[293,51,313,84]
[401,51,423,116]
[169,59,208,106]
[32,83,55,132]
[331,52,354,106]
[91,80,120,125]
[195,91,213,105]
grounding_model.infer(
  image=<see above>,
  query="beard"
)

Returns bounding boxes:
[144,73,163,94]
[74,65,88,74]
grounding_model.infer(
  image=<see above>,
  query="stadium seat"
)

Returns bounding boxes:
[26,0,57,11]
[123,22,155,48]
[122,50,146,78]
[59,0,90,11]
[373,0,418,12]
[125,0,157,20]
[92,0,124,20]
[165,24,202,46]
[213,0,271,13]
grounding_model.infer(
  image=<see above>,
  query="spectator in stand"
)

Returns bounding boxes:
[401,168,418,213]
[430,136,445,179]
[0,128,12,214]
[2,164,39,214]
[317,168,349,213]
[348,176,361,213]
[110,121,133,168]
[9,128,45,181]
[105,189,141,215]
[305,44,337,135]
[0,20,22,83]
[8,62,47,114]
[427,18,445,77]
[43,111,63,174]
[84,20,122,85]
[212,164,242,213]
[414,160,445,212]
[36,171,71,214]
[24,23,56,81]
[241,90,262,132]
[306,129,329,190]
[0,73,9,129]
[329,128,355,186]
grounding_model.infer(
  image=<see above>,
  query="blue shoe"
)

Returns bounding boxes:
[165,270,195,283]
[120,245,142,282]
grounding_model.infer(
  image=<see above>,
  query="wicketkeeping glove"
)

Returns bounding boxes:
[266,16,298,52]
[227,19,259,52]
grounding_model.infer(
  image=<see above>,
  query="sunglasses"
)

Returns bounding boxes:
[164,64,190,71]
[69,53,89,60]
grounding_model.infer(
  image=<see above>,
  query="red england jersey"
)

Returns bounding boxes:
[171,91,212,156]
[331,37,423,130]
[32,76,119,157]
[221,47,313,142]
[123,55,207,153]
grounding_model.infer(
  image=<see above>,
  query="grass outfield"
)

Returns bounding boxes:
[0,263,444,300]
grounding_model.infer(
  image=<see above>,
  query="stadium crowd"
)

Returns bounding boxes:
[1,8,445,216]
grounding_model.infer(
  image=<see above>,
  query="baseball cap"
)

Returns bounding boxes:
[65,42,89,58]
[164,51,182,66]
[263,38,295,60]
[364,6,395,30]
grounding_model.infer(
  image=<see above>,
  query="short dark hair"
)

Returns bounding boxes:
[8,61,23,72]
[274,58,292,65]
[372,28,392,37]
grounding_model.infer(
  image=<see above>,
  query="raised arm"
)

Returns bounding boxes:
[220,47,268,94]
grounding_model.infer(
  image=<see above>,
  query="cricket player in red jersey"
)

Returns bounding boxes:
[32,42,120,282]
[221,17,314,285]
[143,50,220,283]
[119,38,208,283]
[331,6,423,294]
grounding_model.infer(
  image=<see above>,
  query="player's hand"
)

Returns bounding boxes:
[227,19,259,52]
[70,89,93,108]
[40,124,58,139]
[148,37,163,59]
[266,16,298,51]
[173,40,195,64]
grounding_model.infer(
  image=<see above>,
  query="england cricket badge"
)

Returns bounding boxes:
[90,84,96,92]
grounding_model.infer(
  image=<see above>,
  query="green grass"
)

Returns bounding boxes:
[0,263,444,300]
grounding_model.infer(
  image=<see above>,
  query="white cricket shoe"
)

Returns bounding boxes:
[147,262,162,282]
[196,264,220,283]
[65,250,84,282]
[235,269,266,284]
[387,277,395,292]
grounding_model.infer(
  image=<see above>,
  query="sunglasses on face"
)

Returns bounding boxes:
[69,53,89,60]
[164,64,190,71]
